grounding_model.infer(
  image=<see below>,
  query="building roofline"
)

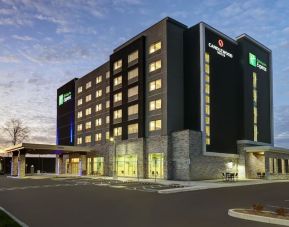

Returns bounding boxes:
[77,61,109,81]
[236,33,272,53]
[57,78,78,91]
[245,145,289,154]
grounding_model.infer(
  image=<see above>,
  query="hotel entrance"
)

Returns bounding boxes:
[116,155,137,177]
[66,158,79,175]
[148,153,164,179]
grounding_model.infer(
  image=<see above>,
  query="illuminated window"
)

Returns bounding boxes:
[205,116,210,124]
[86,81,91,89]
[106,100,110,108]
[113,109,122,120]
[205,74,210,83]
[206,137,210,145]
[253,72,257,88]
[253,90,257,103]
[85,107,92,116]
[205,52,210,63]
[205,95,210,104]
[114,76,122,86]
[149,60,161,72]
[77,98,83,106]
[205,125,210,136]
[128,123,138,134]
[77,137,82,145]
[114,92,122,103]
[128,104,138,116]
[106,86,110,94]
[205,104,210,115]
[205,84,210,94]
[77,111,82,119]
[85,94,91,102]
[77,86,83,94]
[77,124,82,131]
[128,68,138,80]
[96,89,102,98]
[254,125,258,141]
[128,50,138,63]
[128,86,138,97]
[113,59,122,70]
[85,121,91,130]
[106,115,110,124]
[95,118,102,127]
[106,131,110,140]
[149,120,162,131]
[85,135,91,143]
[95,103,102,112]
[149,79,162,91]
[149,41,161,54]
[254,107,257,124]
[95,133,102,142]
[106,71,110,79]
[149,99,162,111]
[96,75,102,84]
[114,127,122,136]
[205,64,210,74]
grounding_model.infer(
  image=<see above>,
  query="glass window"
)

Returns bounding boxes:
[114,127,122,136]
[96,75,102,84]
[128,123,138,134]
[96,89,102,98]
[205,84,210,94]
[86,94,91,102]
[205,95,210,104]
[149,60,161,72]
[205,116,210,124]
[85,107,92,116]
[106,100,110,108]
[113,109,122,120]
[106,71,110,79]
[128,68,138,80]
[128,104,138,115]
[128,86,138,97]
[205,104,210,115]
[77,137,82,145]
[253,72,257,88]
[114,76,122,86]
[149,41,161,54]
[205,64,210,74]
[106,85,110,94]
[205,125,210,136]
[95,133,102,142]
[85,135,91,143]
[85,121,91,129]
[128,50,138,63]
[205,52,210,63]
[149,79,161,91]
[106,115,110,124]
[77,111,82,118]
[95,118,102,127]
[149,99,162,111]
[77,124,82,131]
[114,92,122,103]
[95,103,102,112]
[113,59,122,70]
[77,86,83,94]
[106,131,110,140]
[77,98,83,106]
[86,81,91,89]
[149,120,162,131]
[205,74,210,83]
[206,137,210,145]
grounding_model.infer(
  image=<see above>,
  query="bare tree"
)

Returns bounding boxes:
[2,119,30,145]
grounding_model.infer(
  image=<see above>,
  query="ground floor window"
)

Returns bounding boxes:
[87,157,104,176]
[278,159,282,173]
[116,155,137,177]
[285,160,289,173]
[148,153,164,179]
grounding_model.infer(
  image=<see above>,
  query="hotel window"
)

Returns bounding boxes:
[85,121,91,130]
[128,68,138,80]
[95,103,102,112]
[96,89,102,98]
[77,111,83,119]
[113,59,122,70]
[85,94,91,102]
[128,104,138,116]
[85,107,92,116]
[106,85,110,94]
[85,135,91,143]
[95,133,102,142]
[86,81,91,89]
[114,92,122,103]
[205,52,211,145]
[128,50,138,63]
[114,76,122,86]
[128,86,138,98]
[253,72,258,141]
[77,86,83,94]
[106,115,110,124]
[113,109,122,120]
[77,98,83,106]
[106,71,110,79]
[149,60,161,72]
[77,137,82,145]
[95,118,102,127]
[114,127,122,137]
[128,123,138,134]
[149,79,161,91]
[106,131,110,140]
[77,124,82,132]
[106,100,110,108]
[96,75,102,84]
[149,41,161,54]
[149,120,162,131]
[149,99,162,111]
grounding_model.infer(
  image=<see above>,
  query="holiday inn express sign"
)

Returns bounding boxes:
[58,92,72,106]
[249,52,267,72]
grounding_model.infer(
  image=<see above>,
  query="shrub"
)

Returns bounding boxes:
[252,203,264,212]
[275,208,288,216]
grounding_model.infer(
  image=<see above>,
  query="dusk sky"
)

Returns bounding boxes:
[0,0,289,148]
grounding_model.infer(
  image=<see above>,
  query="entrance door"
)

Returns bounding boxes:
[71,158,79,175]
[116,155,137,177]
[148,153,164,179]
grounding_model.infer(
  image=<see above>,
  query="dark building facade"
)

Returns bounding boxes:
[57,17,275,180]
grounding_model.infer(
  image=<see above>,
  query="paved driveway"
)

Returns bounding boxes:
[0,176,288,227]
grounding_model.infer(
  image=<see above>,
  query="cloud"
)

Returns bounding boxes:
[0,55,20,63]
[274,105,289,148]
[12,35,34,41]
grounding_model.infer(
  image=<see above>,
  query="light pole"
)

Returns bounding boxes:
[110,137,117,180]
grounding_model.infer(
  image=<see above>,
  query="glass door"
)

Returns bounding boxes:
[148,153,164,179]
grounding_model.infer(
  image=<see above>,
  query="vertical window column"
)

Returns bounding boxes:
[205,52,211,145]
[253,72,258,141]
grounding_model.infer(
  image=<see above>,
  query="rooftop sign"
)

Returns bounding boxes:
[249,52,267,72]
[208,39,233,59]
[58,92,72,106]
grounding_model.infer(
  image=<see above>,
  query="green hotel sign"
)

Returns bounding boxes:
[58,92,72,106]
[249,52,267,72]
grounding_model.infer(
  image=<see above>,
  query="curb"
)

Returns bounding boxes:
[0,207,29,227]
[228,209,289,226]
[158,186,208,194]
